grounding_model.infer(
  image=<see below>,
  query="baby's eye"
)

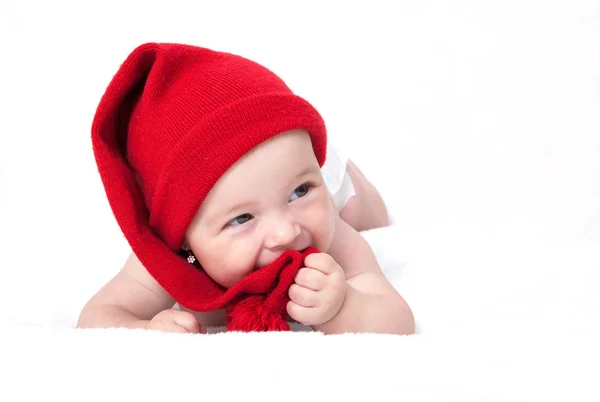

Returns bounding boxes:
[289,183,312,202]
[227,213,253,227]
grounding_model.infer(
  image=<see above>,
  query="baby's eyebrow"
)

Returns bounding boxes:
[295,165,320,179]
[207,200,255,226]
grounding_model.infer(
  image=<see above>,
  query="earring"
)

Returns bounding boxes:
[185,248,196,264]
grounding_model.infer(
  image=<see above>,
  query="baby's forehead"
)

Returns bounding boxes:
[211,154,318,195]
[221,155,319,191]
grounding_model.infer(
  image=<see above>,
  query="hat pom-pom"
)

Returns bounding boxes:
[226,295,290,332]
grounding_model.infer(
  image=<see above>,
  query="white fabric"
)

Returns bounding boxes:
[1,1,599,401]
[321,144,356,211]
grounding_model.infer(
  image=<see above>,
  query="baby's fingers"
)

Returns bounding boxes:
[148,309,206,334]
[294,267,326,291]
[171,311,204,334]
[288,284,319,307]
[286,301,317,326]
[303,253,338,275]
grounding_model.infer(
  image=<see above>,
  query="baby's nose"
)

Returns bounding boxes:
[264,214,301,249]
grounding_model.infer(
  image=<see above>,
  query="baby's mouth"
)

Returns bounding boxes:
[254,247,311,271]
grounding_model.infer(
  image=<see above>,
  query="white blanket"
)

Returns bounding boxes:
[1,1,599,400]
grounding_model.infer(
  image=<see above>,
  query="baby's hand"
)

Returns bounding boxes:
[286,253,346,327]
[146,309,206,334]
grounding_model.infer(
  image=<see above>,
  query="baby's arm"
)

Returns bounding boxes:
[316,217,415,335]
[77,252,201,333]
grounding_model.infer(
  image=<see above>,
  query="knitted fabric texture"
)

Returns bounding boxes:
[91,43,327,331]
[222,247,318,331]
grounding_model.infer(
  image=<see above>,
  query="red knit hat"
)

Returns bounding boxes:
[91,43,327,331]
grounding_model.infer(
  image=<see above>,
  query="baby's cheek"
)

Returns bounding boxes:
[204,253,254,288]
[224,249,252,271]
[222,240,259,273]
[310,197,336,250]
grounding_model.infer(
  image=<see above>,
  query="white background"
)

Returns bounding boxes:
[0,2,599,399]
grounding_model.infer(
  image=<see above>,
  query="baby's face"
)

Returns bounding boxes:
[184,129,335,288]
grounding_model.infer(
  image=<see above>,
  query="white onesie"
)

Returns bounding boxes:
[320,145,356,211]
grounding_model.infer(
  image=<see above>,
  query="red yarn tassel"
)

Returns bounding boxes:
[226,295,290,332]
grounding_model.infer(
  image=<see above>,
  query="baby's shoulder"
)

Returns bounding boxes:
[328,217,376,277]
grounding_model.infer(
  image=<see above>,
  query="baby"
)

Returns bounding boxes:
[77,43,415,335]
